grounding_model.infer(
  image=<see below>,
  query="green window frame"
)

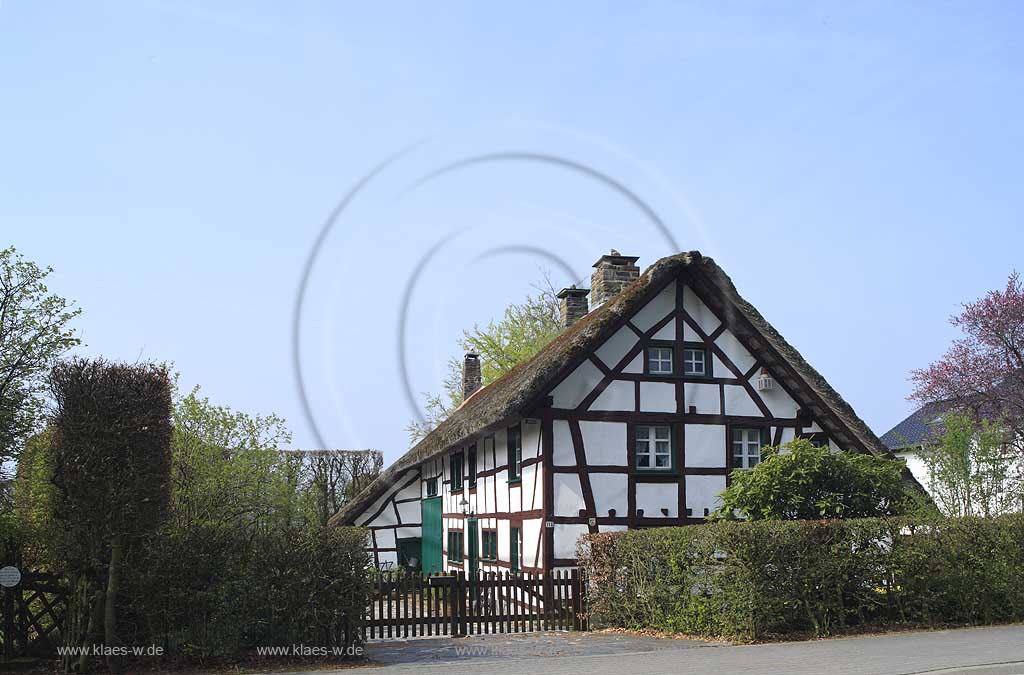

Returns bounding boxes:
[507,425,522,482]
[467,444,477,488]
[450,451,464,492]
[645,344,674,375]
[447,530,463,563]
[732,427,767,469]
[510,527,521,572]
[635,424,674,471]
[682,342,710,377]
[481,530,498,560]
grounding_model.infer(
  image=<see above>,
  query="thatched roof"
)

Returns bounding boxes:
[331,250,914,526]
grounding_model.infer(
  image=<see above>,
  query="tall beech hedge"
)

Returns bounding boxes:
[578,516,1024,641]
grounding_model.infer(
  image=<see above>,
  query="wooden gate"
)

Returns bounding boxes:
[365,570,586,640]
[1,571,68,660]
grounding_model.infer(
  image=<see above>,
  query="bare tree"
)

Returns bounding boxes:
[293,449,383,526]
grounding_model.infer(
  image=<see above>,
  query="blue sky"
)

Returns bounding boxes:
[2,1,1022,463]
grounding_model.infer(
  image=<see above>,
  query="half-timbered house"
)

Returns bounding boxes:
[331,250,912,573]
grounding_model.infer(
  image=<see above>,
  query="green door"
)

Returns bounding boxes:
[421,497,442,574]
[467,517,479,574]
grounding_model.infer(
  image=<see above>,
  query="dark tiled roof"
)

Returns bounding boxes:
[879,400,955,450]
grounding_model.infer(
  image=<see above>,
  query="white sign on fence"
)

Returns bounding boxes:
[0,565,21,588]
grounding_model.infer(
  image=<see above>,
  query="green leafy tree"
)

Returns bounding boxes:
[0,247,80,473]
[713,438,914,520]
[169,381,294,536]
[407,279,563,442]
[920,412,1022,517]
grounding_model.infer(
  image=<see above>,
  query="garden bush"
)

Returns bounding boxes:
[120,524,370,659]
[578,515,1024,641]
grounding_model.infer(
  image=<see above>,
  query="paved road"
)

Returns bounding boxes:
[327,625,1024,675]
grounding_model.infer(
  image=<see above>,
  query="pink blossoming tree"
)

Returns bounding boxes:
[911,272,1024,456]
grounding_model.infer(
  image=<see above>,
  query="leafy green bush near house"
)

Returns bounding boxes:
[713,438,918,521]
[578,515,1024,641]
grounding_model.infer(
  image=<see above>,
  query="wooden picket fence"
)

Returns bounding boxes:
[365,569,586,640]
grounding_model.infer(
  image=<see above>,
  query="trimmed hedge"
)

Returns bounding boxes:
[121,525,370,658]
[578,516,1024,641]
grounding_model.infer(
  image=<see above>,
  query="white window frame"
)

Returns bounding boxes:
[647,346,674,374]
[683,347,706,376]
[732,427,763,469]
[636,424,673,470]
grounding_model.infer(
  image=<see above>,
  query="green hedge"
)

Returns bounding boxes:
[578,515,1024,641]
[121,525,370,658]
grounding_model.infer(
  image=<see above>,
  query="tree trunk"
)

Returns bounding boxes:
[104,535,124,673]
[75,585,105,673]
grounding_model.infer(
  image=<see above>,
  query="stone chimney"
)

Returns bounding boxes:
[462,353,482,401]
[591,249,640,307]
[556,285,590,328]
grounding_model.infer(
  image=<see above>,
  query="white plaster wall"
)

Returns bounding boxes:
[631,280,675,332]
[553,523,589,560]
[377,551,398,567]
[523,420,542,459]
[685,424,726,467]
[595,326,638,370]
[652,322,674,340]
[553,472,586,517]
[752,372,799,418]
[495,469,510,512]
[589,472,628,516]
[395,526,421,539]
[396,500,421,524]
[685,382,721,414]
[724,385,761,417]
[359,492,397,527]
[635,482,678,517]
[375,528,397,549]
[640,381,676,413]
[894,451,927,489]
[683,285,720,337]
[622,353,644,374]
[551,359,603,409]
[580,421,627,464]
[590,380,635,411]
[522,518,543,568]
[520,462,541,511]
[686,475,726,518]
[496,521,510,561]
[715,330,757,373]
[778,427,796,445]
[553,420,575,465]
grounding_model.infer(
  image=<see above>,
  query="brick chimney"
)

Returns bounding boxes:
[556,285,590,328]
[591,249,640,307]
[462,353,482,401]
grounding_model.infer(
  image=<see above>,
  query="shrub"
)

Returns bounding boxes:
[121,525,370,658]
[578,515,1024,641]
[714,438,917,520]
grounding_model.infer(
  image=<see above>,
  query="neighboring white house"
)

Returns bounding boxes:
[332,249,916,572]
[881,401,1023,513]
